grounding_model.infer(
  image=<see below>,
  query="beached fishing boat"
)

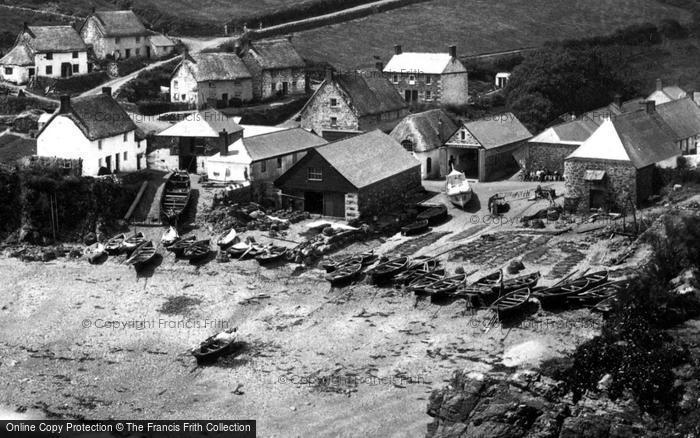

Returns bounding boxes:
[393,258,441,285]
[105,233,126,255]
[424,273,468,298]
[124,241,157,267]
[445,168,472,208]
[534,277,592,308]
[325,261,363,285]
[321,251,376,273]
[500,271,540,293]
[166,235,196,256]
[122,232,146,253]
[416,204,448,225]
[456,270,503,299]
[191,329,238,365]
[183,240,211,262]
[217,228,238,249]
[368,256,409,284]
[591,294,620,314]
[408,271,446,295]
[491,287,531,319]
[84,242,106,264]
[576,270,609,288]
[568,280,629,307]
[256,246,287,265]
[161,226,179,246]
[161,170,191,224]
[401,219,429,236]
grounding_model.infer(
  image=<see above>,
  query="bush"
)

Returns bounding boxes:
[117,58,180,103]
[659,18,689,39]
[136,100,192,116]
[29,72,110,96]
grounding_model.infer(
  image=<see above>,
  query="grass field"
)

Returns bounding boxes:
[291,0,693,69]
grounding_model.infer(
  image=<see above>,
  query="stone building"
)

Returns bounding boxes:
[299,69,408,140]
[390,109,459,179]
[0,24,89,85]
[80,10,152,59]
[564,106,680,212]
[239,37,307,100]
[170,52,253,108]
[444,113,532,181]
[382,45,469,106]
[275,130,421,220]
[149,33,176,57]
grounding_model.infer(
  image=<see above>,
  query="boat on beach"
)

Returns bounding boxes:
[491,287,531,319]
[445,168,473,208]
[408,271,446,295]
[325,261,363,285]
[122,232,146,253]
[368,256,409,284]
[167,235,196,256]
[124,241,157,268]
[161,226,179,246]
[256,246,287,265]
[568,280,629,307]
[183,240,211,262]
[84,242,106,264]
[161,170,191,224]
[416,204,448,225]
[217,228,238,249]
[455,270,503,300]
[401,219,429,236]
[424,273,468,298]
[191,328,238,365]
[500,271,540,293]
[321,252,376,273]
[393,258,441,285]
[105,233,126,254]
[534,277,592,308]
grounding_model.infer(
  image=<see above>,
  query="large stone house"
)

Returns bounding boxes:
[444,113,532,181]
[390,109,459,179]
[382,45,469,106]
[299,69,409,140]
[275,130,421,220]
[80,10,152,60]
[564,105,680,212]
[0,24,89,85]
[37,88,142,176]
[239,37,307,100]
[170,52,253,109]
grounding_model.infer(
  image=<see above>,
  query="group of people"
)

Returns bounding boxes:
[524,169,563,182]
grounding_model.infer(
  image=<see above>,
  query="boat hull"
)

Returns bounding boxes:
[448,191,472,209]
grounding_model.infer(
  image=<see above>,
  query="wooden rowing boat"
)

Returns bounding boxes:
[321,251,376,273]
[191,329,238,365]
[393,259,441,285]
[500,271,540,293]
[161,170,191,224]
[161,226,179,246]
[183,240,211,261]
[167,235,196,256]
[577,270,609,288]
[424,273,468,298]
[534,277,591,308]
[122,232,146,253]
[84,242,106,264]
[568,280,629,307]
[368,256,409,284]
[325,261,362,285]
[416,204,448,225]
[256,246,287,265]
[591,294,620,314]
[105,233,125,255]
[408,271,446,295]
[217,228,238,249]
[401,219,429,236]
[491,287,531,319]
[124,241,157,267]
[458,270,503,299]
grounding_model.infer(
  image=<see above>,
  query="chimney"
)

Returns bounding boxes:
[645,100,656,114]
[59,95,71,114]
[91,6,95,13]
[613,93,622,109]
[449,45,457,58]
[656,78,663,91]
[102,87,112,96]
[324,67,333,83]
[394,44,402,55]
[23,22,29,31]
[219,129,229,156]
[375,61,383,71]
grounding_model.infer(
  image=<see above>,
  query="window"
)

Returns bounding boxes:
[45,52,53,60]
[123,152,128,161]
[261,161,266,173]
[392,74,398,83]
[125,49,131,58]
[135,36,141,43]
[72,64,79,74]
[123,132,128,142]
[277,157,282,169]
[72,51,78,59]
[408,75,416,85]
[426,75,432,85]
[173,80,178,89]
[181,94,186,101]
[98,158,103,168]
[426,157,432,173]
[292,152,298,163]
[135,48,140,56]
[401,140,414,152]
[460,131,466,141]
[425,90,432,100]
[98,140,103,150]
[115,37,121,44]
[209,82,216,88]
[45,66,53,75]
[4,67,12,75]
[330,117,338,127]
[308,167,322,181]
[271,83,276,93]
[330,98,338,107]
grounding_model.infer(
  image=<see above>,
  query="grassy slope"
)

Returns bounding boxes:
[290,0,693,69]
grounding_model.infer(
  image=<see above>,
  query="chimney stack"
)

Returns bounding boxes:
[656,78,663,91]
[645,100,656,114]
[219,129,229,156]
[23,22,29,31]
[613,93,622,109]
[449,45,457,58]
[59,95,71,114]
[324,67,333,83]
[375,61,383,71]
[102,87,112,96]
[394,44,402,55]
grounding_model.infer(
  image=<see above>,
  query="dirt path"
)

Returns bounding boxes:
[0,4,83,21]
[79,57,181,98]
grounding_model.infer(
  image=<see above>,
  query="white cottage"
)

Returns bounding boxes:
[80,10,152,60]
[0,24,89,85]
[37,88,142,176]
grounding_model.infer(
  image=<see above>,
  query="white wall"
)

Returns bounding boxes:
[0,65,30,84]
[206,139,252,182]
[171,64,198,105]
[38,115,141,176]
[35,51,89,78]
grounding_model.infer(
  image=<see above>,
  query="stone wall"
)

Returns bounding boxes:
[384,72,442,104]
[525,142,579,174]
[564,158,637,212]
[300,82,360,135]
[357,166,422,219]
[259,68,306,100]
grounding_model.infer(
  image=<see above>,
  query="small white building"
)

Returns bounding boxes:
[150,33,176,57]
[80,10,152,60]
[37,88,142,176]
[495,72,511,88]
[646,78,688,106]
[171,52,253,109]
[0,24,89,85]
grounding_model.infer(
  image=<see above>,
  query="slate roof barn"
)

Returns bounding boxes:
[655,97,700,141]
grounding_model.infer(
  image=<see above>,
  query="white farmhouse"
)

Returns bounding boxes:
[171,52,253,109]
[0,24,89,85]
[37,88,143,176]
[80,10,152,60]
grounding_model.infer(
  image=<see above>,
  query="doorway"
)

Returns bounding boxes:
[323,192,345,217]
[459,149,479,179]
[60,63,72,78]
[146,47,151,58]
[404,90,418,102]
[115,153,120,172]
[282,82,289,95]
[304,191,323,214]
[590,189,607,210]
[221,93,228,107]
[105,155,112,172]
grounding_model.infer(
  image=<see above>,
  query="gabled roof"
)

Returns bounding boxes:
[529,118,600,145]
[247,38,305,70]
[462,113,532,149]
[86,10,149,37]
[0,44,33,66]
[335,71,407,117]
[150,33,175,47]
[655,97,700,140]
[23,26,87,53]
[383,53,459,75]
[567,111,680,168]
[314,130,420,189]
[390,109,459,152]
[157,109,243,138]
[181,53,251,82]
[239,128,327,161]
[39,94,136,141]
[581,97,645,122]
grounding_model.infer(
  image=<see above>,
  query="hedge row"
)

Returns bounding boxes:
[29,71,110,97]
